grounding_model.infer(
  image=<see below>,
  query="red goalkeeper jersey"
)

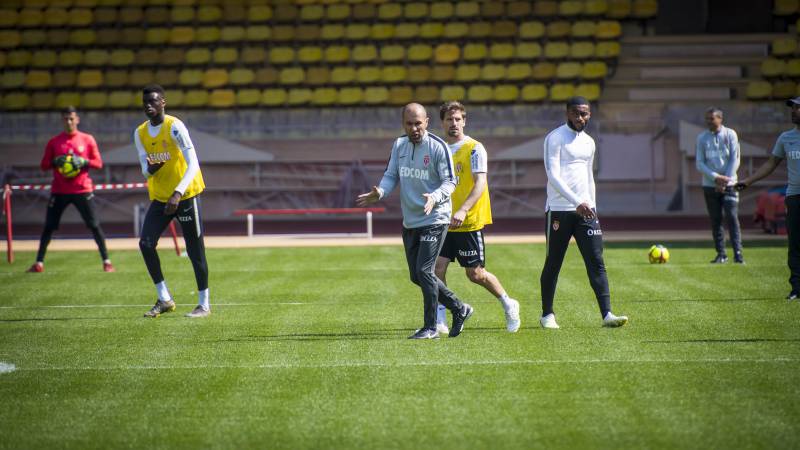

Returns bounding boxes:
[40,131,103,194]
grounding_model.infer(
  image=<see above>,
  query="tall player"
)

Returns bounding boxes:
[27,106,114,273]
[434,101,520,334]
[357,103,473,339]
[134,85,210,318]
[539,96,628,329]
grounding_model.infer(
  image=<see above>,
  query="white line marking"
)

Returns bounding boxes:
[11,358,800,372]
[0,362,16,374]
[0,302,304,309]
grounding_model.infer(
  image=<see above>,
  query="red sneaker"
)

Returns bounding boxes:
[26,262,44,273]
[103,261,115,273]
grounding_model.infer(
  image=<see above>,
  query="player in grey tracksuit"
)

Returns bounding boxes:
[358,103,473,339]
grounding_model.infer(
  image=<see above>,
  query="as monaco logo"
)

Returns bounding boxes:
[162,140,169,150]
[423,154,430,166]
[552,220,560,231]
[456,162,463,173]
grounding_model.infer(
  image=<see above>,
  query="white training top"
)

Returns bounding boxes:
[133,118,200,196]
[448,136,488,173]
[543,123,596,212]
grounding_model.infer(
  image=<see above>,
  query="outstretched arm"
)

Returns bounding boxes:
[735,156,782,190]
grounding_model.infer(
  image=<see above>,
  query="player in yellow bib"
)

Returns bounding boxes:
[134,85,210,319]
[434,102,521,333]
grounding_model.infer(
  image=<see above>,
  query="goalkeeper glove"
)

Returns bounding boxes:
[52,155,68,168]
[71,156,87,169]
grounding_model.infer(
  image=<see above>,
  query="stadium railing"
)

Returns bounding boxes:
[233,207,385,238]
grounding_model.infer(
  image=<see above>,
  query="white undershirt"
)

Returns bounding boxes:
[133,118,199,196]
[543,123,596,211]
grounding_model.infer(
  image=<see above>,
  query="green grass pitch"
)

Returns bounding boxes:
[0,241,798,449]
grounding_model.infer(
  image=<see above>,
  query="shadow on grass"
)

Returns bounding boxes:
[644,338,800,344]
[220,326,510,342]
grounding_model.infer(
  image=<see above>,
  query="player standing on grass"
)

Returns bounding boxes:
[696,107,744,264]
[539,96,628,329]
[27,106,114,274]
[357,103,473,339]
[433,101,520,334]
[134,84,210,318]
[736,97,800,300]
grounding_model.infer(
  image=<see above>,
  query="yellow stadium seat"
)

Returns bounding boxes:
[119,7,144,25]
[237,48,264,66]
[325,46,350,63]
[179,69,204,87]
[236,89,260,107]
[490,43,515,61]
[248,5,273,22]
[389,86,414,105]
[556,62,582,79]
[353,4,376,20]
[144,28,169,45]
[255,68,279,85]
[364,87,389,105]
[467,85,492,103]
[414,85,439,103]
[494,85,519,102]
[746,81,772,99]
[505,1,530,16]
[407,65,432,83]
[269,47,295,65]
[306,67,331,85]
[380,45,405,62]
[381,66,407,83]
[3,93,30,110]
[107,49,134,67]
[6,50,30,68]
[203,69,228,89]
[370,24,395,40]
[507,63,531,81]
[520,84,547,102]
[778,0,800,15]
[0,9,18,28]
[297,46,322,64]
[69,29,96,46]
[185,48,211,65]
[197,5,222,22]
[481,1,505,17]
[21,30,46,47]
[105,69,128,87]
[532,62,557,80]
[209,89,235,108]
[25,70,51,89]
[378,3,401,20]
[432,65,456,82]
[331,66,356,84]
[108,91,135,109]
[31,92,56,110]
[321,24,345,41]
[245,26,271,42]
[534,1,558,17]
[300,4,324,21]
[221,26,246,43]
[167,90,184,108]
[58,50,83,67]
[595,41,621,58]
[546,21,571,39]
[95,29,120,46]
[353,45,378,63]
[0,51,4,69]
[119,28,144,46]
[762,58,787,77]
[455,1,479,18]
[84,49,109,67]
[455,64,481,82]
[519,21,545,40]
[481,64,506,81]
[18,8,44,27]
[31,50,57,68]
[596,21,622,39]
[128,69,155,87]
[408,44,433,62]
[443,22,469,39]
[516,43,542,60]
[581,61,608,79]
[440,85,465,101]
[279,68,305,86]
[161,48,184,66]
[171,6,194,23]
[144,6,169,25]
[550,83,575,102]
[633,0,658,18]
[212,48,238,65]
[585,0,609,15]
[77,69,102,88]
[82,91,108,109]
[787,59,800,77]
[184,90,209,108]
[395,23,420,40]
[575,83,601,101]
[337,87,363,106]
[545,42,570,59]
[44,7,69,26]
[608,0,632,18]
[774,80,797,98]
[431,2,454,19]
[53,70,77,88]
[435,44,460,64]
[420,23,445,39]
[55,91,81,108]
[463,43,487,61]
[491,21,517,39]
[196,26,221,44]
[312,88,338,106]
[356,66,381,83]
[346,24,370,40]
[69,8,93,27]
[772,37,798,57]
[327,4,351,20]
[561,0,585,16]
[571,42,596,59]
[168,27,194,45]
[572,21,598,38]
[404,2,428,19]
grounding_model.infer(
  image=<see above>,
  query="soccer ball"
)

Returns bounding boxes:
[58,155,80,178]
[648,245,669,264]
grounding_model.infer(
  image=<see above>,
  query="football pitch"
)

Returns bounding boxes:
[0,241,798,449]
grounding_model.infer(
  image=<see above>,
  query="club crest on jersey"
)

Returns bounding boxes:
[423,154,430,166]
[77,145,84,154]
[162,140,169,150]
[552,220,560,231]
[456,162,463,173]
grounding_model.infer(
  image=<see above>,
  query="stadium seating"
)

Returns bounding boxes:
[0,0,654,110]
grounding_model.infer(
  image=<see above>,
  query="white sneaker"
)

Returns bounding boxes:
[603,312,628,327]
[540,313,559,329]
[504,299,521,333]
[436,322,450,335]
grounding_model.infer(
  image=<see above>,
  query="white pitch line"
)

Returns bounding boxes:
[0,302,303,309]
[12,357,800,372]
[0,362,15,374]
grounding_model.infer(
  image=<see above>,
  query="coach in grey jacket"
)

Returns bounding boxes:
[696,107,743,264]
[357,103,473,339]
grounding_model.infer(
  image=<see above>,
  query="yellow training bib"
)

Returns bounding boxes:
[450,138,492,232]
[137,115,205,202]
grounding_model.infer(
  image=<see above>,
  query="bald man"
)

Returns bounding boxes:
[358,104,473,339]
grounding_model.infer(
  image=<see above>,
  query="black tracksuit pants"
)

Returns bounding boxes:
[540,209,611,318]
[36,192,108,262]
[786,195,800,293]
[402,224,464,331]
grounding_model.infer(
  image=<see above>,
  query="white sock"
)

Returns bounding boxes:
[103,259,111,264]
[155,281,171,302]
[436,304,447,324]
[198,289,210,311]
[497,293,512,308]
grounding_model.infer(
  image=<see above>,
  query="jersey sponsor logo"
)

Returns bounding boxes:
[458,249,478,257]
[420,234,437,242]
[587,228,603,236]
[177,213,193,223]
[423,154,430,166]
[148,151,172,163]
[400,166,430,180]
[788,150,800,159]
[552,219,560,231]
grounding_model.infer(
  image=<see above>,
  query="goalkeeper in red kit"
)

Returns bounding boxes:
[27,106,114,273]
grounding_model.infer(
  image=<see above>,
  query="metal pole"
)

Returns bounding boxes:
[247,213,254,237]
[4,185,13,264]
[133,203,140,237]
[366,211,373,239]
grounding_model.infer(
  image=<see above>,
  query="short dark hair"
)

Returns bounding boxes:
[439,101,466,120]
[142,84,165,97]
[706,107,723,119]
[62,106,78,116]
[566,96,589,109]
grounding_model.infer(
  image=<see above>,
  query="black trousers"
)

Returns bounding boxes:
[540,209,611,318]
[703,187,742,257]
[402,224,464,330]
[36,193,108,262]
[139,195,208,291]
[786,195,800,293]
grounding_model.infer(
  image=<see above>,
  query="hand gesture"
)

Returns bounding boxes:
[451,208,467,228]
[146,156,165,175]
[356,186,381,207]
[576,202,595,220]
[422,193,436,215]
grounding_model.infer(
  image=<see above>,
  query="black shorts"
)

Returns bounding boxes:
[439,229,485,268]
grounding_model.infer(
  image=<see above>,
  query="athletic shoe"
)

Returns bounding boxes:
[734,253,745,264]
[436,322,450,335]
[787,291,799,301]
[408,328,439,339]
[103,261,116,272]
[504,298,521,333]
[602,312,628,328]
[185,306,210,318]
[710,255,728,264]
[26,262,43,273]
[448,303,473,338]
[143,299,176,318]
[540,313,559,329]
